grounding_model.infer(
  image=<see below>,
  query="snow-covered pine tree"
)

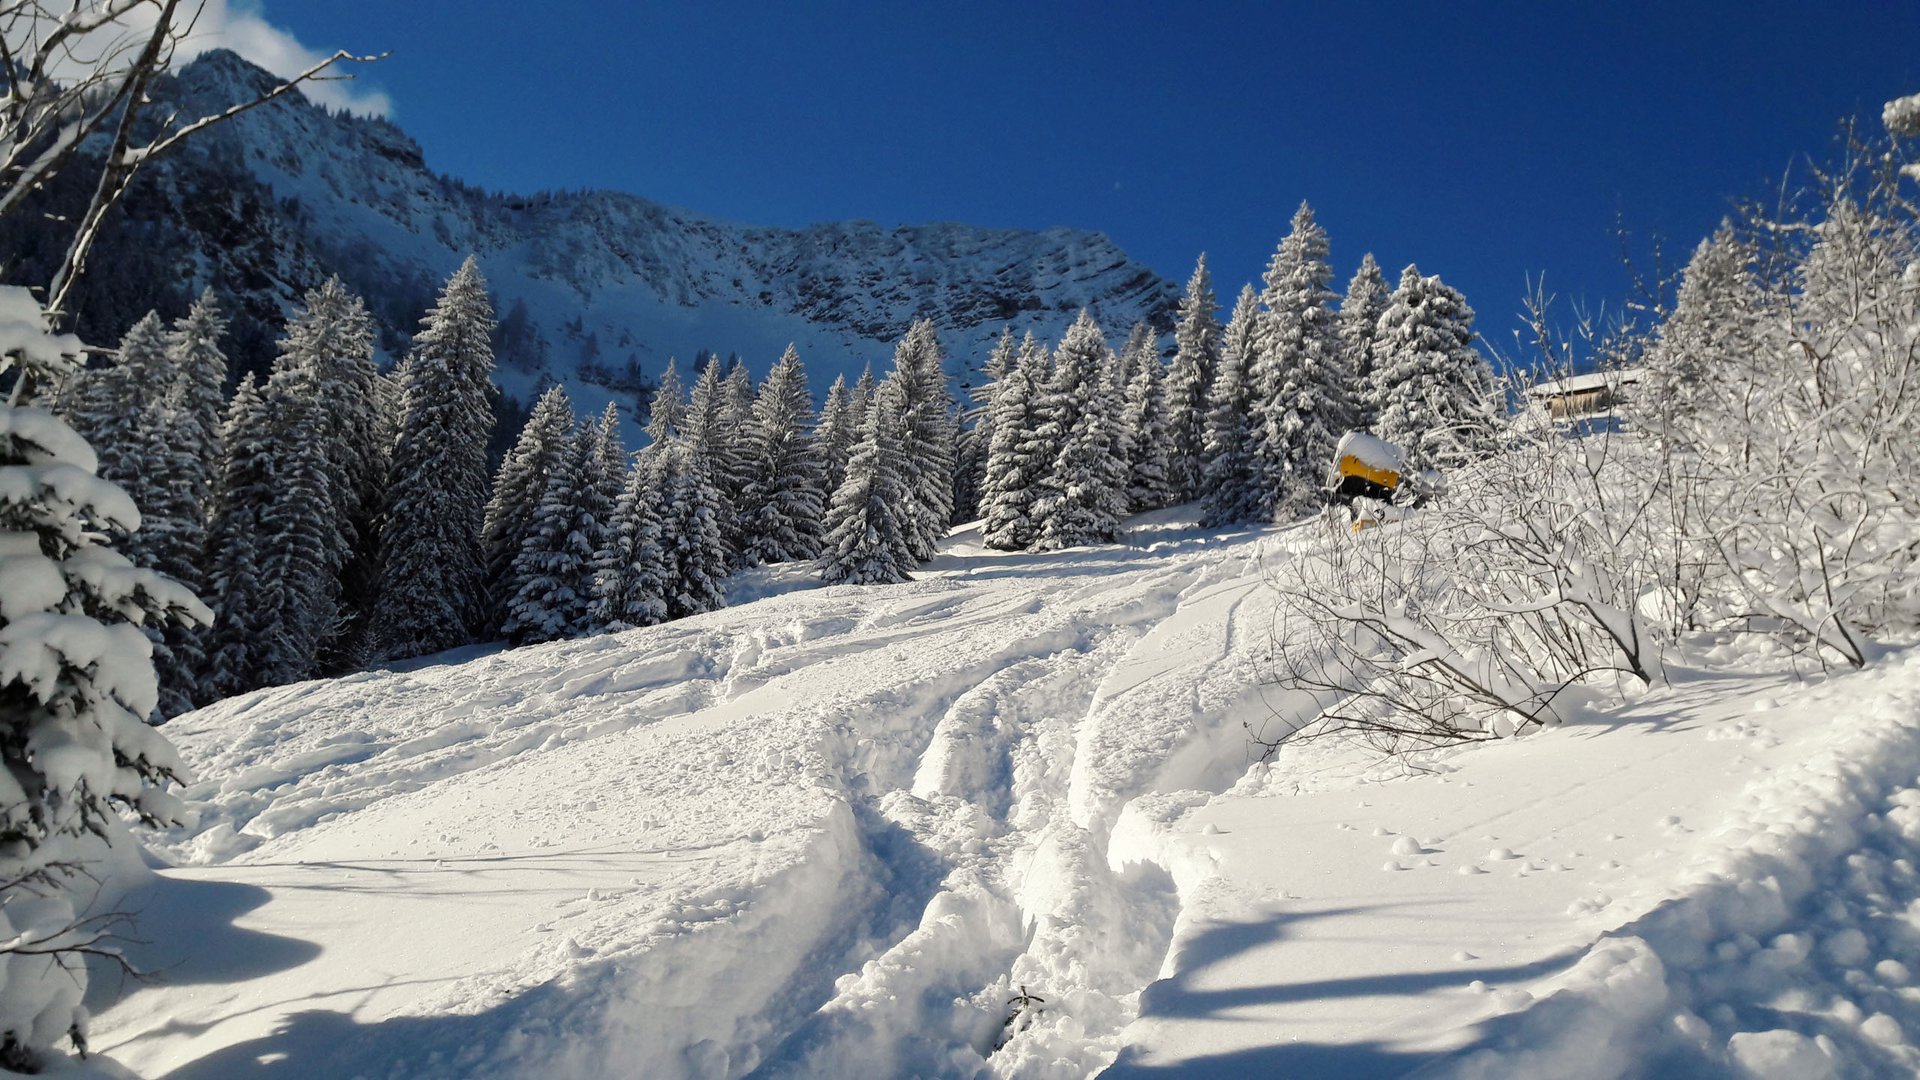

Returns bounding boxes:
[1339,253,1391,430]
[373,256,498,659]
[374,363,407,458]
[981,333,1050,550]
[1115,321,1155,400]
[165,290,229,529]
[481,385,573,634]
[681,355,740,557]
[647,356,687,444]
[955,326,1018,524]
[718,361,759,564]
[255,355,355,687]
[1642,222,1767,439]
[1164,254,1221,500]
[53,312,168,481]
[67,315,204,715]
[580,403,629,600]
[1124,339,1174,511]
[820,378,917,584]
[816,373,858,496]
[655,441,730,618]
[1372,264,1500,470]
[503,415,596,644]
[853,362,878,431]
[155,293,229,711]
[203,376,275,698]
[1201,286,1268,526]
[0,286,209,1068]
[592,448,669,631]
[1034,311,1127,549]
[742,345,825,564]
[282,278,384,673]
[889,320,957,560]
[1251,202,1349,515]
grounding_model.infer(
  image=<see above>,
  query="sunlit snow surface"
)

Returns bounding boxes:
[76,508,1920,1079]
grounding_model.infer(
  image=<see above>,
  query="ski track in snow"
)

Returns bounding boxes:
[80,507,1920,1079]
[93,512,1290,1079]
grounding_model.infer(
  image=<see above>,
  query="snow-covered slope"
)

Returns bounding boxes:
[80,509,1920,1079]
[113,51,1176,411]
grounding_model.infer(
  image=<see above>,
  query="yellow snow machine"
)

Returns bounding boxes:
[1323,431,1409,533]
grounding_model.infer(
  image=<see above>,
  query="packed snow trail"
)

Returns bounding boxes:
[89,512,1296,1078]
[79,507,1920,1078]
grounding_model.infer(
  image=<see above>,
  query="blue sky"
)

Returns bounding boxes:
[258,1,1918,349]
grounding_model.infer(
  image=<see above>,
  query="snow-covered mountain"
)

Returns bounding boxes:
[70,50,1178,415]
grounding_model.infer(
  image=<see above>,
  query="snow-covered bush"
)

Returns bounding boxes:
[1263,422,1664,756]
[1629,124,1920,668]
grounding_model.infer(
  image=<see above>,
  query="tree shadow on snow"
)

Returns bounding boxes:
[1101,905,1583,1079]
[88,873,321,1008]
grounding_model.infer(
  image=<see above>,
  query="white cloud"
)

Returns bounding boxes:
[177,0,393,116]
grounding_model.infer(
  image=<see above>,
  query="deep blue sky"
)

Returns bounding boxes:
[268,1,1919,348]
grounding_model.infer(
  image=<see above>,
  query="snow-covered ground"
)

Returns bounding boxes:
[76,507,1920,1079]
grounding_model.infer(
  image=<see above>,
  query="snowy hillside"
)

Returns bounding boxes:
[67,50,1178,411]
[77,506,1920,1079]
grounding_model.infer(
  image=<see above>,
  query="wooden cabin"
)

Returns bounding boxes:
[1525,369,1642,419]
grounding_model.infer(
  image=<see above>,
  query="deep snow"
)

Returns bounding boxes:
[69,507,1920,1079]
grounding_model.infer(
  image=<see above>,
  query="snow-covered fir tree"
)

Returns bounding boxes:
[481,385,573,633]
[981,332,1050,551]
[1033,311,1128,549]
[1114,321,1155,400]
[152,293,229,712]
[54,311,170,482]
[203,376,272,698]
[1108,322,1156,485]
[852,362,878,431]
[1251,202,1349,514]
[1339,253,1391,430]
[955,326,1018,523]
[820,378,918,584]
[164,290,229,534]
[592,447,668,631]
[816,373,859,496]
[1201,286,1268,526]
[580,403,629,588]
[0,287,209,1065]
[64,314,205,715]
[252,360,348,687]
[741,345,825,564]
[373,256,498,659]
[888,320,957,560]
[1124,339,1174,511]
[681,355,740,557]
[647,356,687,443]
[1164,254,1221,500]
[1372,264,1499,469]
[654,441,730,618]
[210,280,379,690]
[1643,224,1763,437]
[503,415,598,644]
[718,360,759,564]
[291,278,385,672]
